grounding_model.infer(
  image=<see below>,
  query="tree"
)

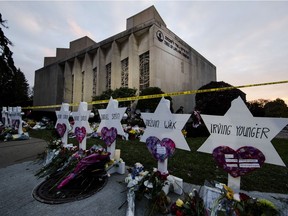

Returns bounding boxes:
[264,98,288,118]
[91,87,137,123]
[92,87,137,110]
[11,69,29,106]
[195,81,246,115]
[0,13,29,107]
[136,87,173,113]
[247,99,270,117]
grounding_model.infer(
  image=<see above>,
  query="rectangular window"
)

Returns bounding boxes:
[181,61,184,73]
[139,51,149,91]
[92,67,97,96]
[121,58,129,87]
[106,63,111,90]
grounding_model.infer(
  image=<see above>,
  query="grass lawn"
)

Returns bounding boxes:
[29,129,288,194]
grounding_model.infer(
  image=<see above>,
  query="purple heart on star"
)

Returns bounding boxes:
[146,136,176,162]
[213,145,266,177]
[101,127,118,147]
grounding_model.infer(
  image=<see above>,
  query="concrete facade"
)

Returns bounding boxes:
[34,6,216,113]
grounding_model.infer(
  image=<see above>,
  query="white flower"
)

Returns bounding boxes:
[125,176,132,183]
[135,162,143,168]
[140,171,149,176]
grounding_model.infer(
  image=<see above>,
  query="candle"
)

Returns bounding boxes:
[114,149,121,161]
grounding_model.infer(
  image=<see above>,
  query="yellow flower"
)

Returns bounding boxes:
[176,199,184,207]
[226,192,234,200]
[106,159,115,167]
[182,130,187,136]
[223,185,234,200]
[223,185,233,193]
[257,198,277,210]
[129,129,136,134]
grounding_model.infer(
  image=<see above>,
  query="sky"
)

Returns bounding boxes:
[1,0,288,104]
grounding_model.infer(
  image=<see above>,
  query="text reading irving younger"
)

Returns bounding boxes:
[210,123,270,139]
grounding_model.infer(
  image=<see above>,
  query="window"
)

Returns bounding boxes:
[92,67,97,96]
[106,63,111,90]
[181,61,184,73]
[139,51,149,91]
[121,58,129,87]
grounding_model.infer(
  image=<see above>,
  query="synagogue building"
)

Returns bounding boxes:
[34,6,216,112]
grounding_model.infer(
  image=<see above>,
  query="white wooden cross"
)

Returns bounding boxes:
[71,102,92,150]
[10,107,19,130]
[7,107,13,127]
[96,97,127,174]
[15,107,23,134]
[1,107,8,127]
[55,103,70,146]
[97,97,126,157]
[198,97,288,192]
[140,97,191,194]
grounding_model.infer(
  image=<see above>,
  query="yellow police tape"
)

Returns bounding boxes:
[23,80,288,110]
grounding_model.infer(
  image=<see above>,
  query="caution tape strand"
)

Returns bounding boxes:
[22,80,288,110]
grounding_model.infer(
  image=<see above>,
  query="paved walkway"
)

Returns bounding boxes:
[0,137,46,169]
[0,138,287,216]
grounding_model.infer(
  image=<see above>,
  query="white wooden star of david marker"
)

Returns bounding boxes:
[96,97,126,136]
[1,107,8,127]
[55,103,70,145]
[197,96,288,166]
[140,97,191,151]
[71,102,92,150]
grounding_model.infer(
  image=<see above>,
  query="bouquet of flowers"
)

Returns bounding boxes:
[234,192,279,216]
[124,125,144,140]
[35,141,78,178]
[35,138,112,185]
[170,188,207,216]
[124,163,171,215]
[210,183,279,216]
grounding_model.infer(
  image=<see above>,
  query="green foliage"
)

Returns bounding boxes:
[247,98,288,118]
[264,98,288,117]
[92,87,137,110]
[246,99,268,117]
[11,69,30,106]
[136,87,173,113]
[195,81,246,115]
[0,13,29,107]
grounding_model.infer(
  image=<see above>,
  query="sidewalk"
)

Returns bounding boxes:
[0,139,287,216]
[0,137,46,169]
